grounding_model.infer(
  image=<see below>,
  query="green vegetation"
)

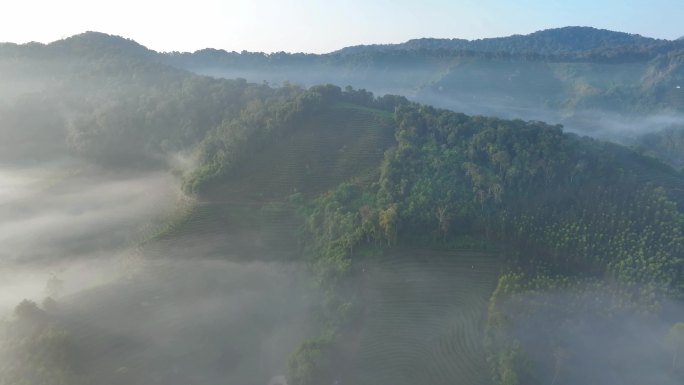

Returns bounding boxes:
[2,30,684,385]
[161,27,684,115]
[275,104,684,384]
[184,86,400,198]
[0,300,90,385]
[668,322,684,372]
[635,127,684,169]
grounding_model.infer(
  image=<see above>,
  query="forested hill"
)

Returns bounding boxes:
[154,26,684,169]
[5,28,684,121]
[181,91,684,385]
[1,31,684,385]
[333,26,672,56]
[153,26,684,131]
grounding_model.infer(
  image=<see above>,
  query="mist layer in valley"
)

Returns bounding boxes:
[0,162,175,310]
[2,27,684,385]
[167,29,684,169]
[0,162,319,385]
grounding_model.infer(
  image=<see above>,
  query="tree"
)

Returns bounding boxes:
[378,204,398,245]
[14,299,45,322]
[436,205,451,241]
[45,274,64,298]
[288,339,335,385]
[550,347,567,385]
[667,322,684,372]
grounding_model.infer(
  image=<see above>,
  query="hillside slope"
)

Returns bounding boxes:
[1,34,684,385]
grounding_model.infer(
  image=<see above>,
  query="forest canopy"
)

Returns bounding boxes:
[1,28,683,385]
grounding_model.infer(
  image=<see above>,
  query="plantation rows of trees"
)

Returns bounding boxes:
[183,84,406,194]
[280,103,684,384]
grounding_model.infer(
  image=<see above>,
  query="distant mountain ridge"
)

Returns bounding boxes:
[3,27,684,138]
[1,26,677,57]
[50,31,152,58]
[334,26,666,55]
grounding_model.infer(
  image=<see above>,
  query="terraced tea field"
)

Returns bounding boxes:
[203,103,395,201]
[146,103,503,385]
[350,249,500,385]
[150,103,395,261]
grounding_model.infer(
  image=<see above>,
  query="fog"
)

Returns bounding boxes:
[415,89,684,172]
[55,259,315,385]
[187,65,438,100]
[541,109,684,148]
[418,88,684,138]
[496,285,684,385]
[190,65,684,166]
[0,168,174,260]
[0,162,173,308]
[2,35,683,385]
[0,160,319,385]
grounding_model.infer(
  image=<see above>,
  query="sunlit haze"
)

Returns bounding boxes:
[2,0,683,53]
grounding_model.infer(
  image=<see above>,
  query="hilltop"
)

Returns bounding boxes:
[334,26,666,55]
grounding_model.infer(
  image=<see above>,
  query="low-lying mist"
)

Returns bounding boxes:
[419,89,684,137]
[417,89,684,170]
[191,66,684,165]
[55,259,316,385]
[495,284,684,385]
[0,160,320,385]
[0,161,177,310]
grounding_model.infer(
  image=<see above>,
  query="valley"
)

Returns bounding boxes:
[1,25,683,385]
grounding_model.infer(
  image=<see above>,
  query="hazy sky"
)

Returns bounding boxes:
[2,0,683,53]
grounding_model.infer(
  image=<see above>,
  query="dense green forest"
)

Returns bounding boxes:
[283,101,684,385]
[1,29,684,385]
[333,26,680,57]
[13,27,680,168]
[6,27,684,118]
[160,27,684,118]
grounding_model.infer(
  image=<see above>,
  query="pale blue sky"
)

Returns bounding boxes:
[1,0,682,53]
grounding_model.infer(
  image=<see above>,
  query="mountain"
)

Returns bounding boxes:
[5,28,684,125]
[0,31,155,64]
[153,27,684,140]
[50,31,152,57]
[334,26,665,55]
[0,29,683,385]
